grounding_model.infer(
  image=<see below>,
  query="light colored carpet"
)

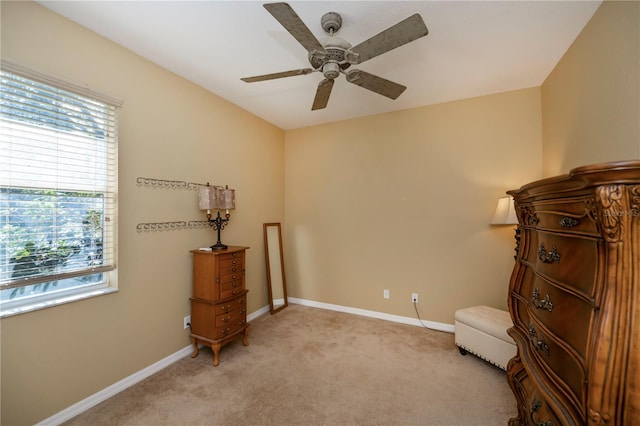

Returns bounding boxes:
[64,304,516,425]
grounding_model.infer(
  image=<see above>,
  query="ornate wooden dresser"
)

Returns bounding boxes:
[190,246,250,366]
[506,161,640,425]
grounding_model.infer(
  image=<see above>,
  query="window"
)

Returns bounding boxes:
[0,61,121,317]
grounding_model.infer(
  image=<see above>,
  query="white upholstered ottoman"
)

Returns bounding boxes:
[454,305,516,370]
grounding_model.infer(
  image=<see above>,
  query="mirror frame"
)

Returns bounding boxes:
[263,223,288,314]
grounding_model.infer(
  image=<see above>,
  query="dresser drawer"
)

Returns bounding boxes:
[220,269,243,283]
[533,198,599,236]
[215,304,247,327]
[221,264,244,276]
[512,292,531,335]
[220,252,244,268]
[214,317,247,339]
[528,322,585,409]
[215,292,248,315]
[527,388,563,426]
[521,229,539,264]
[220,279,244,299]
[519,268,594,359]
[534,232,600,298]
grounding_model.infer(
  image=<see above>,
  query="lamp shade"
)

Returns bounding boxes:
[198,186,215,210]
[490,196,518,225]
[217,187,236,210]
[216,188,236,210]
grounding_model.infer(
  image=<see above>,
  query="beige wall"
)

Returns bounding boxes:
[3,0,637,424]
[284,88,543,324]
[541,0,640,176]
[0,2,284,425]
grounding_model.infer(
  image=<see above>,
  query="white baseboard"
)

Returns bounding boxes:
[248,303,270,321]
[36,344,195,426]
[38,301,452,425]
[288,297,455,333]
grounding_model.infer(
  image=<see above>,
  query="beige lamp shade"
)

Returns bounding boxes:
[490,196,518,225]
[217,187,236,210]
[198,186,215,210]
[198,185,235,211]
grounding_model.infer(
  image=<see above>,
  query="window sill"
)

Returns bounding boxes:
[0,287,118,318]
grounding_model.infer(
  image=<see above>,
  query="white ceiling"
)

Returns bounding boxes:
[37,1,601,130]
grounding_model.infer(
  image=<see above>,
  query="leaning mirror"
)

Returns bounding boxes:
[264,223,288,314]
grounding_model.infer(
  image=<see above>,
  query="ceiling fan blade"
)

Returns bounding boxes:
[345,70,406,100]
[312,79,334,110]
[347,14,428,64]
[264,2,327,55]
[241,68,314,83]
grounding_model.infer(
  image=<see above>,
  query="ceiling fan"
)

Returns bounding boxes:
[241,2,429,111]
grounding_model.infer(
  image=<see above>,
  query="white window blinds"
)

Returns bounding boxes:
[0,61,120,299]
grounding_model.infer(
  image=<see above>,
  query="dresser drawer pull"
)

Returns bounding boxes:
[529,326,550,356]
[221,316,231,323]
[232,260,237,265]
[220,327,231,335]
[538,244,561,264]
[532,288,553,312]
[559,217,580,228]
[221,304,232,312]
[232,282,238,287]
[530,400,553,426]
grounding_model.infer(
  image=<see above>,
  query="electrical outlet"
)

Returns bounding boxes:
[383,289,390,299]
[183,315,191,329]
[412,293,419,303]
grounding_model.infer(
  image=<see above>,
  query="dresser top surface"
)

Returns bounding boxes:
[508,160,640,199]
[191,246,249,255]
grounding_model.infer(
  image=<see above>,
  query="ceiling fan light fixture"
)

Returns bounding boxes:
[322,62,340,79]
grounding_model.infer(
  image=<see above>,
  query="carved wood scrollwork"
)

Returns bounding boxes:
[631,185,640,220]
[521,205,539,226]
[596,185,624,243]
